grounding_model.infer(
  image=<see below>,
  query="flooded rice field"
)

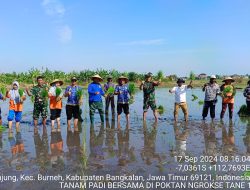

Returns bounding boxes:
[0,88,250,190]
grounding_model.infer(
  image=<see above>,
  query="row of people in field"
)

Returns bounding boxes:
[0,73,250,133]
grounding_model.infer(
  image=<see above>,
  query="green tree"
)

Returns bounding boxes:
[128,72,137,82]
[156,70,164,80]
[189,71,196,80]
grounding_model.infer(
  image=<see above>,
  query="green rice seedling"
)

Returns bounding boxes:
[31,95,35,103]
[191,94,198,101]
[0,125,7,132]
[0,86,6,96]
[128,83,136,95]
[105,86,115,95]
[18,89,24,97]
[76,89,83,100]
[55,87,62,97]
[157,105,165,115]
[243,170,250,177]
[223,86,236,97]
[224,86,232,93]
[198,100,204,106]
[238,104,250,117]
[41,88,48,98]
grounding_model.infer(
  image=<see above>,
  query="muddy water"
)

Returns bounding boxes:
[0,88,250,190]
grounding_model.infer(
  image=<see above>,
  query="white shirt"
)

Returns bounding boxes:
[170,85,188,103]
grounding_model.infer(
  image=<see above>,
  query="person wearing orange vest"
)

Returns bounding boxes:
[220,77,236,120]
[48,79,64,132]
[6,81,26,132]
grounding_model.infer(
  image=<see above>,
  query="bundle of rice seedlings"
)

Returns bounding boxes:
[0,125,7,132]
[238,104,250,117]
[128,83,136,95]
[157,105,165,115]
[31,95,35,103]
[198,100,204,105]
[191,94,198,101]
[18,89,24,97]
[76,88,83,100]
[223,86,236,97]
[55,87,62,97]
[0,86,6,96]
[41,88,48,98]
[105,86,115,95]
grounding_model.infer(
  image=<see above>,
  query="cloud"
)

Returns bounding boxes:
[118,39,165,46]
[42,0,65,17]
[58,25,72,43]
[41,0,72,43]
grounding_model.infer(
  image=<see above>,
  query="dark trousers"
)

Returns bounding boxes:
[89,101,104,124]
[105,96,115,114]
[220,103,234,119]
[202,101,216,119]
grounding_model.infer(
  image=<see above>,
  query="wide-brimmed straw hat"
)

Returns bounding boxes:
[107,75,113,79]
[91,74,103,81]
[223,77,235,82]
[177,78,185,83]
[118,76,129,83]
[50,79,63,86]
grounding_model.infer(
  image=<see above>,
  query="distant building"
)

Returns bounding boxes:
[198,73,207,80]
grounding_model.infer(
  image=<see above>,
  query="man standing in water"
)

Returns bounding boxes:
[202,75,220,121]
[169,78,192,122]
[140,72,161,122]
[64,77,83,132]
[88,74,106,124]
[104,76,115,116]
[26,76,48,130]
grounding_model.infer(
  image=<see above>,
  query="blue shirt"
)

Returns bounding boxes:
[0,93,3,100]
[115,84,130,104]
[64,86,82,105]
[88,82,104,102]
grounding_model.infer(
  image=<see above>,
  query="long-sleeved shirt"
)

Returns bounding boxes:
[88,82,104,102]
[104,82,115,97]
[244,85,250,102]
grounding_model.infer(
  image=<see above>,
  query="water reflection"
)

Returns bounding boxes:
[8,131,25,170]
[89,124,105,169]
[221,121,236,158]
[117,124,135,166]
[173,123,189,158]
[50,131,64,170]
[202,122,217,164]
[33,126,49,174]
[105,116,116,159]
[141,122,160,165]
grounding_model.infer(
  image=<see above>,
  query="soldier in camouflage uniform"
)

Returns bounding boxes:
[140,72,161,122]
[26,76,48,129]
